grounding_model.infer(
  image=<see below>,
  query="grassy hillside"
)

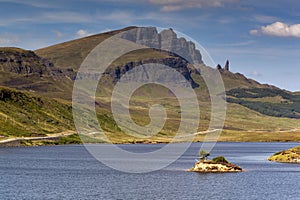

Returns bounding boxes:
[1,83,298,143]
[35,26,137,70]
[226,87,300,118]
[0,47,74,100]
[0,86,74,137]
[0,71,74,99]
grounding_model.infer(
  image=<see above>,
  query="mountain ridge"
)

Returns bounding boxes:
[0,26,299,144]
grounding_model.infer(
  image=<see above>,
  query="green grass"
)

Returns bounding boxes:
[268,146,300,162]
[212,156,230,163]
[226,87,300,118]
[35,27,137,69]
[0,86,74,137]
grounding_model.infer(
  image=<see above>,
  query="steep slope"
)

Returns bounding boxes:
[36,26,137,70]
[0,86,74,137]
[0,47,52,75]
[0,47,74,99]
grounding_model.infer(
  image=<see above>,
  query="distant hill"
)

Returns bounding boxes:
[0,47,52,75]
[0,47,74,99]
[226,87,300,118]
[0,26,299,143]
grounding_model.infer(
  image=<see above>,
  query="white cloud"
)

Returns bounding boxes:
[53,30,64,38]
[219,40,255,47]
[250,29,258,35]
[42,11,91,23]
[0,11,92,27]
[102,11,135,24]
[251,22,300,38]
[252,15,278,23]
[250,70,262,77]
[147,0,239,11]
[76,29,92,38]
[217,17,234,24]
[0,0,57,8]
[0,33,19,46]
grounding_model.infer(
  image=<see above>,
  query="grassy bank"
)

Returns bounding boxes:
[268,146,300,163]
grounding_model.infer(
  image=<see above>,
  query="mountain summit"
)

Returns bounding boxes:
[120,27,203,64]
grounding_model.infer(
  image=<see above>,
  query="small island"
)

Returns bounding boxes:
[189,150,243,173]
[268,146,300,163]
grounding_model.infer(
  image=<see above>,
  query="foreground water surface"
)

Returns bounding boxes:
[0,142,299,200]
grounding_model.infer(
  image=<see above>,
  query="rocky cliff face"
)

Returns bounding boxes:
[120,27,203,64]
[0,48,53,76]
[0,47,77,80]
[112,56,199,88]
[77,54,200,88]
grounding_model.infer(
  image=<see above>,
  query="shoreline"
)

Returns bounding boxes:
[1,126,300,147]
[0,131,77,147]
[268,146,300,164]
[0,137,299,148]
[1,129,300,147]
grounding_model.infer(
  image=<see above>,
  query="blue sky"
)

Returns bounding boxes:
[0,0,300,91]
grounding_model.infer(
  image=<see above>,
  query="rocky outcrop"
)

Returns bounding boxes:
[224,59,229,71]
[268,146,300,163]
[189,160,242,173]
[0,47,53,76]
[216,60,230,71]
[77,51,200,88]
[0,47,78,80]
[120,27,203,64]
[216,64,222,70]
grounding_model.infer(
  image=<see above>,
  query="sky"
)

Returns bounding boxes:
[0,0,300,91]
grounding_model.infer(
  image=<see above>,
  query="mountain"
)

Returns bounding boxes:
[35,27,272,93]
[0,26,299,144]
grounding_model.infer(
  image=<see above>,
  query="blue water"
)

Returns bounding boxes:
[0,142,299,200]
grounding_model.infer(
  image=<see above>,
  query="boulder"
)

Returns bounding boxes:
[216,64,222,70]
